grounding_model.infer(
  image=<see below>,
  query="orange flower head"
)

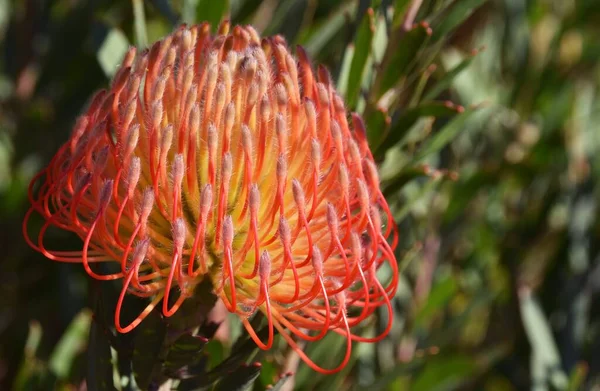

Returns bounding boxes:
[23,22,399,373]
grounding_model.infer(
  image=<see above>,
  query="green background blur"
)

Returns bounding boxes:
[1,0,599,390]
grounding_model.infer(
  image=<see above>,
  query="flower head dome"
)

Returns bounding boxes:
[24,22,398,374]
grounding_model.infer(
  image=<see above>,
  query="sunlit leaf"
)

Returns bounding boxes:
[132,0,149,47]
[97,28,130,78]
[520,289,568,390]
[337,43,354,96]
[49,310,92,379]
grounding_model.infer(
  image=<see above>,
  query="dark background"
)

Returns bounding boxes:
[1,0,599,390]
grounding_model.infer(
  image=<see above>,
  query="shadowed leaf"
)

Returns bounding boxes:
[374,22,431,99]
[374,102,461,157]
[430,0,488,42]
[303,1,357,56]
[163,333,209,378]
[132,309,167,390]
[87,318,116,391]
[167,278,218,334]
[214,363,262,391]
[195,0,230,30]
[366,107,391,148]
[424,52,478,101]
[414,275,457,329]
[412,355,476,391]
[346,8,375,108]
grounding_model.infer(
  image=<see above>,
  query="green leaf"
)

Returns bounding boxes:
[392,0,412,28]
[257,359,278,390]
[567,362,589,391]
[337,43,354,96]
[412,355,476,391]
[163,333,209,377]
[132,0,148,48]
[177,344,222,390]
[430,0,488,42]
[303,1,358,57]
[359,360,423,391]
[0,0,10,41]
[195,0,230,31]
[386,173,443,220]
[414,275,457,329]
[366,107,391,149]
[25,321,43,358]
[408,63,437,107]
[212,326,268,374]
[375,22,431,98]
[394,174,442,220]
[167,278,217,333]
[204,339,226,371]
[214,363,262,391]
[374,102,461,157]
[97,28,130,78]
[424,51,478,101]
[179,325,267,390]
[13,321,44,390]
[266,372,292,391]
[87,318,117,391]
[346,8,375,108]
[262,0,302,36]
[231,0,263,23]
[519,289,568,390]
[295,331,346,389]
[49,310,92,380]
[132,309,167,390]
[412,107,476,163]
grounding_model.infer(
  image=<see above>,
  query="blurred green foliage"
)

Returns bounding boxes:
[1,0,599,390]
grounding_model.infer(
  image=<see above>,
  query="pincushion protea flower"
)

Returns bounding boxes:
[23,22,399,374]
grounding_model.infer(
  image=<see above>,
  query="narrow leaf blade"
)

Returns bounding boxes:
[87,318,117,391]
[346,8,375,108]
[196,0,230,30]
